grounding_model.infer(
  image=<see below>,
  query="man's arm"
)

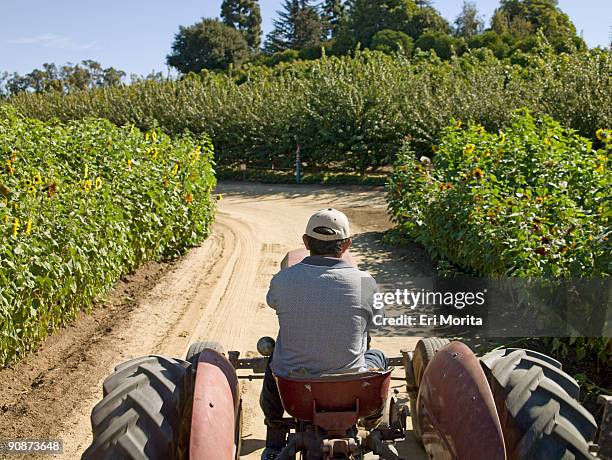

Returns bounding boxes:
[266,273,281,311]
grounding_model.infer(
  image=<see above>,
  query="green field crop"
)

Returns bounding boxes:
[0,107,217,366]
[388,110,610,277]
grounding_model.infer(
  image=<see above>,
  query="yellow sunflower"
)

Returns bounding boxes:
[472,168,484,179]
[596,128,610,143]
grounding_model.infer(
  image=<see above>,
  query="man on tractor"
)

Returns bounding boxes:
[260,208,386,460]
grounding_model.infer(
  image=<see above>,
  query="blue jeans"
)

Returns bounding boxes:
[260,349,388,449]
[363,348,388,371]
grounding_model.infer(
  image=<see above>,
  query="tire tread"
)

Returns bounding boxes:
[186,341,225,367]
[481,348,597,460]
[82,355,192,460]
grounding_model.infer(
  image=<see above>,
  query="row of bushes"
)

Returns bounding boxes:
[387,110,610,277]
[0,107,217,365]
[7,47,611,172]
[386,110,611,368]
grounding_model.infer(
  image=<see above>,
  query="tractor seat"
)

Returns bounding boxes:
[274,369,392,432]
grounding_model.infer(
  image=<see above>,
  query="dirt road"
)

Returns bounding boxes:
[0,182,432,459]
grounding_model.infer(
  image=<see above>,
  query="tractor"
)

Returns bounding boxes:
[82,249,611,460]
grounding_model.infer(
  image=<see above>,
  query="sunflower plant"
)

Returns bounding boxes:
[388,109,610,278]
[0,107,216,366]
[388,110,610,363]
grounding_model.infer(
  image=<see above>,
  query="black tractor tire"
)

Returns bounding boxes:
[481,347,579,400]
[410,338,450,445]
[186,340,225,367]
[235,399,243,460]
[412,338,451,388]
[82,356,193,460]
[481,348,598,460]
[409,397,422,446]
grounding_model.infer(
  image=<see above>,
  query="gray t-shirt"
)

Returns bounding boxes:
[267,255,379,377]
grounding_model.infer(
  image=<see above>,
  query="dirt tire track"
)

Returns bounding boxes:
[190,214,263,349]
[0,182,431,460]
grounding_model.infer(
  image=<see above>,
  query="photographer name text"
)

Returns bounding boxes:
[373,314,483,327]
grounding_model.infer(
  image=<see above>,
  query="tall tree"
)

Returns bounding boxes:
[264,0,323,53]
[345,0,447,46]
[167,18,249,72]
[410,6,450,38]
[265,0,300,53]
[491,0,577,40]
[221,0,262,51]
[454,1,484,38]
[491,10,532,39]
[221,0,241,27]
[345,0,415,46]
[294,7,325,48]
[243,1,263,50]
[321,0,345,38]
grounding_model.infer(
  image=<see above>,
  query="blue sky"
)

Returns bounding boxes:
[1,1,610,76]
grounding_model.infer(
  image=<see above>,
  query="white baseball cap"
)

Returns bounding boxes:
[305,208,350,241]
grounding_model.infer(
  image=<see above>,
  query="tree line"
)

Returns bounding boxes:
[0,61,128,99]
[166,0,589,73]
[0,0,596,97]
[0,61,168,99]
[10,46,610,171]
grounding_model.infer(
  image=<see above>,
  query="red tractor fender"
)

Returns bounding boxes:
[417,341,506,460]
[190,349,240,460]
